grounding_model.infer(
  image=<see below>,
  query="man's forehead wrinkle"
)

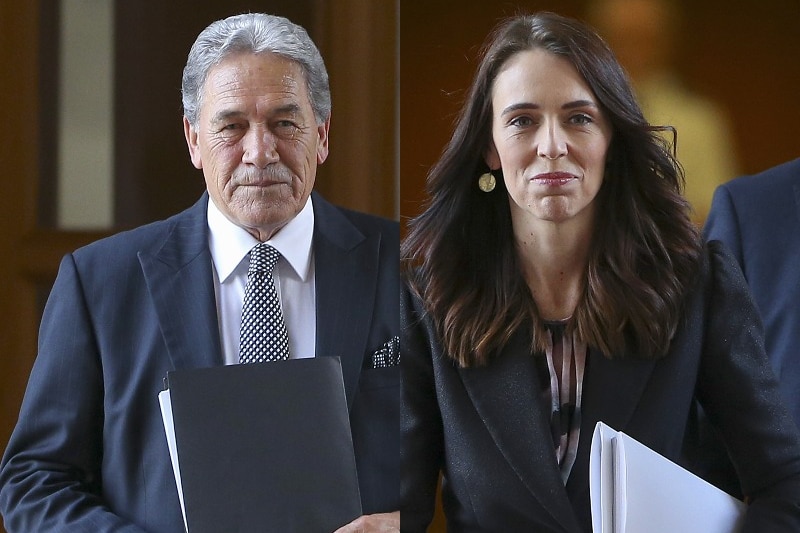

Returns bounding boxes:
[211,76,300,97]
[200,56,314,126]
[209,97,303,126]
[281,72,300,86]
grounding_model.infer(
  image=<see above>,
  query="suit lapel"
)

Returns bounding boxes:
[458,330,582,532]
[312,194,376,407]
[139,194,222,371]
[581,349,657,435]
[566,348,657,505]
[459,329,658,529]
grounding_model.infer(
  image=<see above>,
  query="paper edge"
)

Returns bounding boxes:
[159,389,189,532]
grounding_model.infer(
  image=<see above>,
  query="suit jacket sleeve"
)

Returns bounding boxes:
[0,254,148,532]
[400,279,444,532]
[700,242,800,531]
[311,195,401,515]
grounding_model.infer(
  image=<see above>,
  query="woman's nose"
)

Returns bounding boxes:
[536,121,568,160]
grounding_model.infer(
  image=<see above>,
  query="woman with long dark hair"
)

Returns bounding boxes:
[401,12,800,532]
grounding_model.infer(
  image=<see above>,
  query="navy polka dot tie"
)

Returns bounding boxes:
[239,243,290,363]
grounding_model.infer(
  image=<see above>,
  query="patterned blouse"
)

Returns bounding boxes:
[537,321,588,483]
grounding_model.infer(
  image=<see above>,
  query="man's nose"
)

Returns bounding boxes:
[242,127,279,168]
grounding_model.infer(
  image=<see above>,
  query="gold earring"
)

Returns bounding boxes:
[478,172,496,193]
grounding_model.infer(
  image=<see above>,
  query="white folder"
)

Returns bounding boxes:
[590,421,746,533]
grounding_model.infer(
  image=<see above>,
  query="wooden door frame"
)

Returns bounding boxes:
[0,4,111,488]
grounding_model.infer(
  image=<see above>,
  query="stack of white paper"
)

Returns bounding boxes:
[590,422,746,533]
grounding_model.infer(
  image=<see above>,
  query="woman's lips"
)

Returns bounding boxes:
[532,171,577,185]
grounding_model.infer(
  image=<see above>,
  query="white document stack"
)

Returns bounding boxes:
[590,422,746,533]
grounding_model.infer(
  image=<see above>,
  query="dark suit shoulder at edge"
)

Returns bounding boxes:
[722,158,800,194]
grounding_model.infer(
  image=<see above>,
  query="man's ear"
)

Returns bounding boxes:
[183,116,203,169]
[484,140,500,171]
[316,115,331,164]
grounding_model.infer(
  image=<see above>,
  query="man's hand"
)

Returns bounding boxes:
[333,511,400,533]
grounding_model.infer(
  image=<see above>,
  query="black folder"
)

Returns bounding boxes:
[160,357,362,533]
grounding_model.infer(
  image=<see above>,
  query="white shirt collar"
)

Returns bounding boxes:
[207,196,315,283]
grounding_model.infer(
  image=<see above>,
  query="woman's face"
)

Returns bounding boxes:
[486,48,613,227]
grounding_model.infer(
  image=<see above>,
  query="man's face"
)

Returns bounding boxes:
[184,52,329,241]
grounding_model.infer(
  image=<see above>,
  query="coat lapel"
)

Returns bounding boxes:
[312,194,376,407]
[459,328,659,530]
[566,348,657,506]
[458,330,582,532]
[581,349,658,436]
[139,194,222,371]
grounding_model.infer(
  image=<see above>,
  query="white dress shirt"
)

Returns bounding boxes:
[207,197,316,365]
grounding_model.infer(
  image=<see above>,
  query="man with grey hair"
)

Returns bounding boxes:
[0,13,399,532]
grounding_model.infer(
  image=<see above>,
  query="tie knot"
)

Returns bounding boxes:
[248,243,281,274]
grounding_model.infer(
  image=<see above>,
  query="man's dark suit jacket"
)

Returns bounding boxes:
[401,242,800,532]
[704,157,800,427]
[0,192,399,532]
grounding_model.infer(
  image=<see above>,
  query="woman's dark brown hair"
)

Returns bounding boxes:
[401,12,701,367]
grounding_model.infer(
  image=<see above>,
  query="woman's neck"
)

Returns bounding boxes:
[513,217,592,321]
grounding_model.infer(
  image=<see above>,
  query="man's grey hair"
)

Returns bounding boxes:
[182,13,331,127]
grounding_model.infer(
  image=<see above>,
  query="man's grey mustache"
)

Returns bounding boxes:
[235,165,293,184]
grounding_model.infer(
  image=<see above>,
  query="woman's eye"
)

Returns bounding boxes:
[569,113,593,125]
[509,116,533,128]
